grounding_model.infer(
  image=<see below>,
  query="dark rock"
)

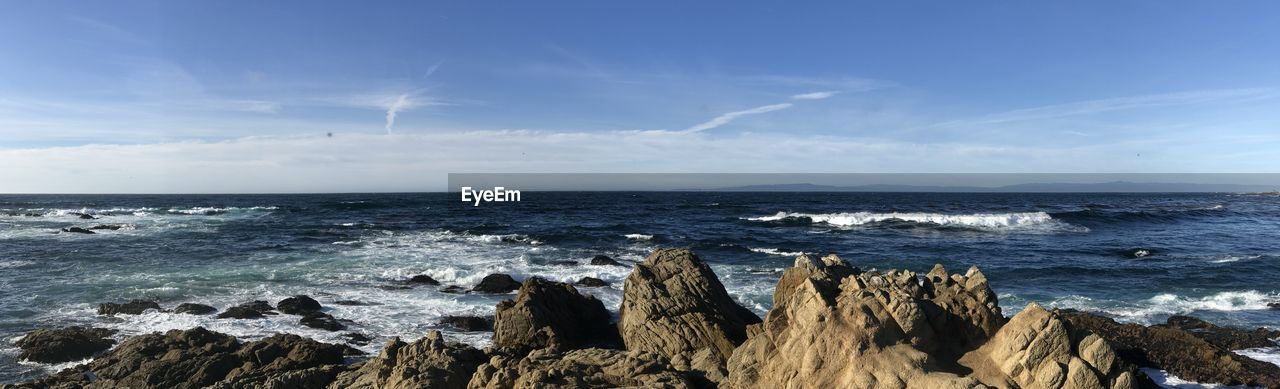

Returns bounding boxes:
[408,274,441,285]
[333,300,379,306]
[589,255,623,266]
[277,295,323,315]
[472,273,521,293]
[439,285,468,294]
[378,284,413,291]
[7,327,359,389]
[299,312,345,331]
[89,224,125,230]
[493,277,619,353]
[217,306,265,319]
[71,212,96,219]
[1269,302,1280,310]
[441,315,493,332]
[15,327,116,363]
[550,260,579,266]
[1165,315,1280,350]
[575,276,609,287]
[97,299,161,315]
[470,348,693,389]
[329,331,486,389]
[1060,309,1280,388]
[342,332,372,346]
[60,227,95,234]
[174,303,218,315]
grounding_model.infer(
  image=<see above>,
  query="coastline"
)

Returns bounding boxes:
[5,248,1278,389]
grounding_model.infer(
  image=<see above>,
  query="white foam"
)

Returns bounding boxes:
[1210,254,1262,264]
[749,247,805,257]
[745,211,1083,232]
[623,234,653,241]
[1142,368,1254,389]
[1049,291,1279,324]
[1236,347,1280,368]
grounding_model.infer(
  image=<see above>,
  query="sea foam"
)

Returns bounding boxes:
[746,211,1082,232]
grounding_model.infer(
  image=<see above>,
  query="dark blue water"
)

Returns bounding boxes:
[2,192,1278,383]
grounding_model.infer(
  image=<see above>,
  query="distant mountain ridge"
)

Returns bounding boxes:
[708,181,1278,193]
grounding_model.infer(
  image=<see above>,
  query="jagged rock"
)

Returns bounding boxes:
[473,274,521,294]
[175,303,218,315]
[442,315,493,332]
[97,299,161,315]
[61,227,95,234]
[278,295,323,315]
[725,258,983,388]
[619,248,761,383]
[329,331,486,389]
[6,328,354,389]
[1060,310,1280,388]
[960,303,1142,389]
[492,277,617,353]
[921,263,1006,358]
[468,347,692,389]
[575,276,609,287]
[1165,315,1280,350]
[589,255,623,266]
[15,327,116,363]
[409,274,441,285]
[300,312,346,331]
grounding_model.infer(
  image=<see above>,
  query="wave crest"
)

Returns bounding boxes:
[745,211,1081,232]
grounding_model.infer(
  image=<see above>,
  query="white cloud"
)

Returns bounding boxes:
[683,103,793,133]
[791,91,839,100]
[938,88,1278,128]
[385,94,413,132]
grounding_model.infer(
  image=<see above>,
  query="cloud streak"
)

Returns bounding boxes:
[938,88,1278,128]
[791,91,838,100]
[385,94,413,133]
[682,103,793,133]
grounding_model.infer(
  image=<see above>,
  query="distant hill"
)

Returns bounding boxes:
[707,181,1278,193]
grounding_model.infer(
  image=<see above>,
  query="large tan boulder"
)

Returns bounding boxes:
[467,348,693,389]
[960,303,1140,389]
[493,277,618,353]
[724,258,983,389]
[617,248,762,382]
[328,331,486,389]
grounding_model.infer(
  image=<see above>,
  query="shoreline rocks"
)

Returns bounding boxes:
[9,248,1280,389]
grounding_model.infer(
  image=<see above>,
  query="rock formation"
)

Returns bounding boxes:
[1060,310,1280,388]
[277,295,323,315]
[960,303,1139,389]
[329,331,486,389]
[97,299,161,315]
[473,274,521,293]
[174,303,218,315]
[1164,315,1280,350]
[618,248,761,383]
[15,327,116,363]
[589,255,623,266]
[492,277,617,353]
[468,348,692,389]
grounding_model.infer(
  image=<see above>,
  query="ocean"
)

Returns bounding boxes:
[1,192,1278,384]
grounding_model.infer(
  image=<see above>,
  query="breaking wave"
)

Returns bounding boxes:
[745,211,1083,232]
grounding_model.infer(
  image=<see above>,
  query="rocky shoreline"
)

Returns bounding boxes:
[5,248,1279,388]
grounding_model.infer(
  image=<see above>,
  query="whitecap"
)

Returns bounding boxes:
[749,247,805,257]
[1236,347,1280,368]
[1048,291,1280,324]
[744,211,1084,232]
[1141,368,1253,389]
[623,234,653,241]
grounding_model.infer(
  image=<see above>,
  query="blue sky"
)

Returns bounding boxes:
[1,1,1279,192]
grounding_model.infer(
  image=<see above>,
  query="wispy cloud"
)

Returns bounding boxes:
[683,103,793,133]
[385,94,413,132]
[938,88,1278,128]
[791,91,839,100]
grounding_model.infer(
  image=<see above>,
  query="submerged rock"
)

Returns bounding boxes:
[472,274,521,294]
[409,274,441,285]
[1060,309,1280,388]
[575,276,609,287]
[300,312,346,331]
[619,248,761,383]
[60,227,95,234]
[342,332,373,346]
[329,331,485,389]
[441,315,493,332]
[589,255,623,266]
[15,327,116,363]
[440,285,469,294]
[278,295,323,315]
[468,348,692,389]
[333,300,379,306]
[71,212,96,219]
[217,302,273,319]
[174,303,218,315]
[1165,315,1280,350]
[492,277,618,353]
[89,224,125,230]
[97,299,161,315]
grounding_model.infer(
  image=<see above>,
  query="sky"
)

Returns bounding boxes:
[1,1,1279,193]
